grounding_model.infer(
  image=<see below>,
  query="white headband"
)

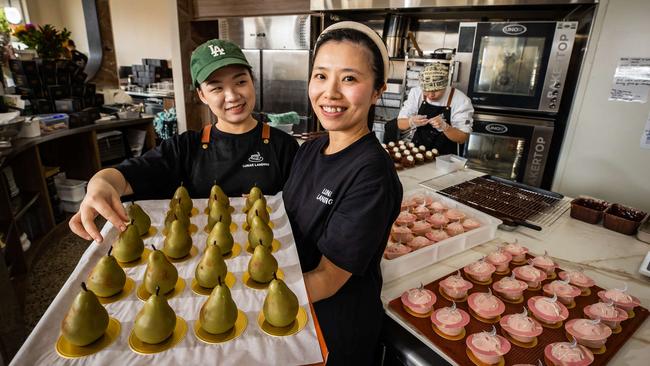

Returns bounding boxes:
[317,21,390,83]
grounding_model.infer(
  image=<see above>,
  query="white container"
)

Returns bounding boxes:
[435,154,468,173]
[61,199,83,213]
[380,189,501,283]
[18,117,41,138]
[54,178,87,202]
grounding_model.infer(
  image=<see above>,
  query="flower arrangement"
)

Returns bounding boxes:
[12,23,70,59]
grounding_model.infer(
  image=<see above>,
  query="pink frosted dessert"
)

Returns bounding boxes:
[492,273,528,301]
[425,229,449,243]
[543,280,581,305]
[532,252,557,276]
[466,327,511,365]
[499,307,543,343]
[468,289,506,320]
[410,221,432,236]
[558,271,595,294]
[401,284,437,316]
[513,264,547,289]
[430,302,470,337]
[400,199,417,212]
[544,340,594,366]
[390,225,414,244]
[528,295,569,325]
[384,243,412,260]
[395,211,417,227]
[463,259,496,283]
[503,240,529,262]
[410,194,426,205]
[462,218,482,231]
[429,200,448,213]
[426,213,449,228]
[597,284,641,313]
[413,204,431,220]
[486,249,513,273]
[445,221,465,236]
[583,301,628,330]
[439,271,473,300]
[445,208,466,222]
[565,318,612,349]
[407,236,432,250]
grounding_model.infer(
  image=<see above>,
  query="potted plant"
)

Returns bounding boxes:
[12,23,70,59]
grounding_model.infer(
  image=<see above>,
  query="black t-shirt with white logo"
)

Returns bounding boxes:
[116,122,298,199]
[283,133,403,364]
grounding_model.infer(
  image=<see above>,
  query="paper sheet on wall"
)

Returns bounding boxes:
[641,112,650,149]
[609,57,650,103]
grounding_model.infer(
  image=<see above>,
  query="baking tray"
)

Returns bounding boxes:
[387,255,648,365]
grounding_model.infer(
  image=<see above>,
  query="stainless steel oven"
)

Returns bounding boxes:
[464,113,554,187]
[455,21,577,113]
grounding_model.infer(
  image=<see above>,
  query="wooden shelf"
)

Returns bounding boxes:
[10,191,41,221]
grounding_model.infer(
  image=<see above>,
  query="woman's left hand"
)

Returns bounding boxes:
[428,114,450,131]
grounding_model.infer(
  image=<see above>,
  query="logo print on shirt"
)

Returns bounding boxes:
[208,45,225,57]
[316,188,334,205]
[248,152,264,163]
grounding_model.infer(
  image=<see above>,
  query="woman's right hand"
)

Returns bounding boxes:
[69,169,131,243]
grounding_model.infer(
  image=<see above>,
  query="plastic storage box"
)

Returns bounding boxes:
[36,113,69,135]
[435,154,467,173]
[54,177,87,202]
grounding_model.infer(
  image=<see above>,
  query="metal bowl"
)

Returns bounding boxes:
[0,117,26,148]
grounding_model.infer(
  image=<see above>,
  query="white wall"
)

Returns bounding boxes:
[553,0,650,213]
[25,0,88,54]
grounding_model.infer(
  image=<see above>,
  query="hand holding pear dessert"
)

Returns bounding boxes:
[263,275,299,328]
[128,201,151,236]
[112,222,144,263]
[86,247,126,298]
[244,186,265,213]
[207,200,232,232]
[195,242,228,289]
[163,219,193,259]
[248,216,274,252]
[144,245,179,296]
[199,276,239,335]
[206,220,234,256]
[245,198,271,231]
[134,286,177,344]
[248,245,278,284]
[172,182,193,215]
[61,283,109,346]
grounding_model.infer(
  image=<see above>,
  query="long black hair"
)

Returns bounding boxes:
[312,28,386,129]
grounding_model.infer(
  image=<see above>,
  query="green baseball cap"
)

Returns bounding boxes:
[190,39,251,87]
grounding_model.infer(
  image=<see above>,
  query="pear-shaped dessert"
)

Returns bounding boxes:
[244,186,264,213]
[112,222,144,263]
[246,199,270,229]
[86,247,126,297]
[163,219,192,259]
[172,182,193,215]
[208,182,230,208]
[207,200,231,231]
[134,286,177,344]
[195,242,228,289]
[206,221,234,255]
[248,245,278,284]
[248,216,273,251]
[263,275,299,328]
[61,283,109,346]
[144,246,179,295]
[128,201,151,236]
[165,203,190,232]
[200,276,238,334]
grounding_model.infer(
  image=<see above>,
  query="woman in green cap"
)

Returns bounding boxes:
[70,39,298,243]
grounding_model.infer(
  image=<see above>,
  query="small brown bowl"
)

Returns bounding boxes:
[570,197,609,224]
[603,203,647,235]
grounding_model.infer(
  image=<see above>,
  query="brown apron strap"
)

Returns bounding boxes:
[446,88,455,108]
[262,122,271,144]
[201,124,211,149]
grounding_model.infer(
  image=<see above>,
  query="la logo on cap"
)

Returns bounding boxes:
[208,44,225,57]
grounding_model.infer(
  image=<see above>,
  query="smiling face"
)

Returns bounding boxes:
[309,40,383,134]
[197,65,256,128]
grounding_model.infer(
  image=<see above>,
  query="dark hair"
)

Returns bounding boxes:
[195,66,254,91]
[312,28,385,129]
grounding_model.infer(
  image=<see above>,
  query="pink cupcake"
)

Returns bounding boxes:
[464,258,496,283]
[412,204,431,220]
[445,208,466,222]
[544,340,594,366]
[597,284,641,314]
[407,236,432,250]
[528,294,569,325]
[466,326,511,365]
[558,270,595,295]
[500,307,543,344]
[401,284,437,317]
[445,221,465,236]
[462,218,481,231]
[565,318,612,349]
[532,251,557,276]
[400,199,417,212]
[425,229,449,243]
[513,264,547,289]
[543,280,581,306]
[486,249,513,273]
[468,289,506,321]
[384,243,412,260]
[429,201,448,213]
[410,194,426,205]
[390,225,413,243]
[431,302,470,338]
[410,221,431,236]
[426,212,449,228]
[395,211,417,227]
[583,301,628,330]
[492,272,528,302]
[503,240,529,263]
[438,271,473,300]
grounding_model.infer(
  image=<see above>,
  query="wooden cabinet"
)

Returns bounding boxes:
[193,0,310,19]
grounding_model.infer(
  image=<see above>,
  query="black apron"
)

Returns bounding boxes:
[411,88,458,155]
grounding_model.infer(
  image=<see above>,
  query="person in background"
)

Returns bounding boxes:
[283,22,403,365]
[69,39,298,243]
[397,63,474,154]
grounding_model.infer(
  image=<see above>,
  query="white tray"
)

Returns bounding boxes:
[381,189,502,283]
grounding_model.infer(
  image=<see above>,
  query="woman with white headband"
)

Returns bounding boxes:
[283,22,403,364]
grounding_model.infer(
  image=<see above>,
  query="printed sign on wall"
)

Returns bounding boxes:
[609,57,650,103]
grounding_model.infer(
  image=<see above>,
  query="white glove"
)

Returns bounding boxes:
[429,114,450,132]
[408,115,429,129]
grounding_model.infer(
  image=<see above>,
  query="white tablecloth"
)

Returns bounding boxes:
[11,193,323,365]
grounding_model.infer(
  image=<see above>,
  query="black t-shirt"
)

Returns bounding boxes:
[116,122,298,199]
[283,133,403,365]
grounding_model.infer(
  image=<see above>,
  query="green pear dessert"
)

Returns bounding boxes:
[172,182,193,214]
[246,198,270,228]
[199,277,238,335]
[248,216,273,251]
[163,220,192,259]
[207,200,231,231]
[112,223,144,263]
[208,182,230,208]
[165,203,191,231]
[248,245,278,284]
[86,247,127,297]
[128,201,151,236]
[244,186,265,213]
[144,246,178,295]
[195,243,228,288]
[206,221,234,255]
[61,282,109,346]
[134,286,177,344]
[263,276,299,328]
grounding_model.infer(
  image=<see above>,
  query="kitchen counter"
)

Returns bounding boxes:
[383,163,650,365]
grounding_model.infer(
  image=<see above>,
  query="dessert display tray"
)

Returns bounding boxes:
[387,255,648,366]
